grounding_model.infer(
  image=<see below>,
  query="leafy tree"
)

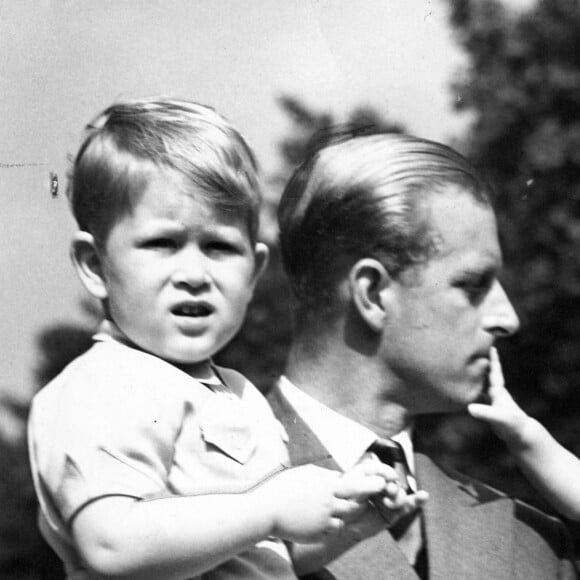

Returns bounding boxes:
[0,397,63,579]
[273,95,404,185]
[0,301,100,580]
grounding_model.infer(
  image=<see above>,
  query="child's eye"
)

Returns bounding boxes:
[143,238,178,250]
[205,240,240,254]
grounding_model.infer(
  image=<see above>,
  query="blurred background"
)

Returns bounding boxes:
[3,0,580,576]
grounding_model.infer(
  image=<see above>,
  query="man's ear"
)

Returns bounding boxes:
[251,242,269,286]
[348,258,392,333]
[70,232,109,300]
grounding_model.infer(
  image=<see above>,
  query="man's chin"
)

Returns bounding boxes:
[449,384,489,412]
[472,389,491,405]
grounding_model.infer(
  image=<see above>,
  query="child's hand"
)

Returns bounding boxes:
[260,462,390,543]
[340,458,428,539]
[280,460,429,574]
[468,347,531,447]
[371,484,429,528]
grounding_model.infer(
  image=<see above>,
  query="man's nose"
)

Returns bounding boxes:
[172,247,210,289]
[484,281,520,337]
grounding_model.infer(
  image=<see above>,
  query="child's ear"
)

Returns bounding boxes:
[348,258,392,333]
[70,232,109,300]
[251,242,269,285]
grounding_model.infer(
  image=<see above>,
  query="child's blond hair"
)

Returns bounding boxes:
[68,97,261,245]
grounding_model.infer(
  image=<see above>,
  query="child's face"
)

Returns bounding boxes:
[96,167,266,368]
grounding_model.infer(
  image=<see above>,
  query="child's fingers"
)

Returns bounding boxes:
[381,487,428,511]
[370,496,404,527]
[393,490,428,512]
[489,347,504,389]
[470,376,523,417]
[384,481,400,499]
[468,402,506,424]
[323,516,346,535]
[334,473,388,500]
[413,490,429,507]
[479,348,522,414]
[332,497,370,524]
[486,346,508,402]
[335,460,400,500]
[406,490,429,510]
[468,401,527,435]
[345,457,399,481]
[372,489,428,526]
[381,486,408,510]
[385,489,429,510]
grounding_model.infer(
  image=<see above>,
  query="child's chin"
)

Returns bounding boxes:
[149,346,209,367]
[166,350,209,364]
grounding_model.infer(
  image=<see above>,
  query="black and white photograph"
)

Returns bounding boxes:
[2,1,580,578]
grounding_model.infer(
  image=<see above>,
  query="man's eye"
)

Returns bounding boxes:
[457,277,492,301]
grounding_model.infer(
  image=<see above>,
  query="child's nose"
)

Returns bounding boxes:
[172,248,210,289]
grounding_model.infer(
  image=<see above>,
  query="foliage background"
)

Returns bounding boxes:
[4,0,580,576]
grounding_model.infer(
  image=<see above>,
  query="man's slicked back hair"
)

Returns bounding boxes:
[68,97,261,245]
[278,132,494,318]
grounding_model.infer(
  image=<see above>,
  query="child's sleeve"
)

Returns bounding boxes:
[28,350,187,529]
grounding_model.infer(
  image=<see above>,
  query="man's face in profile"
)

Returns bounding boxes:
[380,187,519,415]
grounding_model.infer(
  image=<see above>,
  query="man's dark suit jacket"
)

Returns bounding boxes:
[267,383,577,579]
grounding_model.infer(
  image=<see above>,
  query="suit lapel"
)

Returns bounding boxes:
[267,382,339,470]
[326,529,421,580]
[268,382,420,580]
[416,453,515,580]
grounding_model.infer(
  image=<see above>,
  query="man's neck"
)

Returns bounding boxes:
[285,339,413,438]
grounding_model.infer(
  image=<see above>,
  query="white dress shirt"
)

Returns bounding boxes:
[277,376,417,490]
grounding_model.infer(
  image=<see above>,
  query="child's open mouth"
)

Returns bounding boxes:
[172,303,214,317]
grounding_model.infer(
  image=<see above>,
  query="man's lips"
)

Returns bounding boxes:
[471,347,493,362]
[470,353,491,372]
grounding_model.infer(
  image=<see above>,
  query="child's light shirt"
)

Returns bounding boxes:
[28,320,295,580]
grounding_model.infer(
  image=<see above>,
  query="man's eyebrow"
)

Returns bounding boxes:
[454,260,501,279]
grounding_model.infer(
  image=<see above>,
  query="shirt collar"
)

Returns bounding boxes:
[278,376,415,473]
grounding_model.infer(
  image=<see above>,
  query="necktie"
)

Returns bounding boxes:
[368,439,427,577]
[368,438,412,493]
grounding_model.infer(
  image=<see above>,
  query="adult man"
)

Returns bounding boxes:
[269,133,576,579]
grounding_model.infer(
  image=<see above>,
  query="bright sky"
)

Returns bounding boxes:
[1,0,477,398]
